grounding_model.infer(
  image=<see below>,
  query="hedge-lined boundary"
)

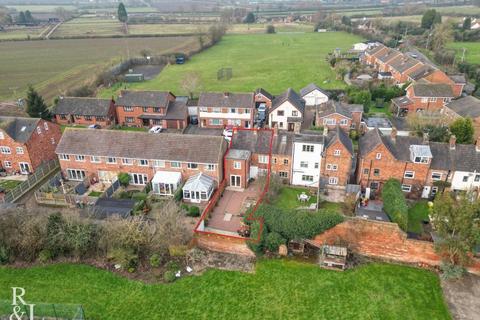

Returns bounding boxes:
[382,179,408,231]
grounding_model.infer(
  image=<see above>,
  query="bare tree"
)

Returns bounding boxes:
[181,72,201,99]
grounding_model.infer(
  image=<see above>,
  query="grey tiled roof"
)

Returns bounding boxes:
[230,129,272,154]
[255,88,273,100]
[226,149,251,160]
[53,97,113,116]
[294,130,325,144]
[449,74,467,84]
[317,101,363,119]
[412,83,454,98]
[0,116,41,143]
[326,126,353,155]
[366,44,386,56]
[198,92,255,109]
[377,49,401,63]
[116,90,172,107]
[430,142,480,172]
[445,96,480,118]
[56,128,226,164]
[388,56,422,73]
[391,96,413,108]
[299,83,330,98]
[271,88,305,114]
[139,100,187,121]
[407,65,435,81]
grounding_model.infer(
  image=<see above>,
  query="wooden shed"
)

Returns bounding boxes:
[318,245,348,271]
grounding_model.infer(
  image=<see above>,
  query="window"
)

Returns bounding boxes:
[84,115,92,121]
[279,171,288,178]
[370,182,379,190]
[171,161,181,168]
[43,122,48,130]
[414,156,429,164]
[328,177,338,185]
[107,157,117,164]
[421,97,428,103]
[230,108,236,113]
[428,97,437,102]
[375,153,382,160]
[326,164,338,171]
[333,150,341,156]
[0,146,11,154]
[463,176,469,182]
[277,110,284,116]
[314,162,319,169]
[36,127,41,134]
[206,164,215,171]
[125,117,135,123]
[363,168,369,175]
[91,156,101,163]
[51,138,55,145]
[213,107,221,113]
[401,184,412,192]
[475,175,480,182]
[154,107,161,113]
[292,110,298,117]
[75,155,85,162]
[324,118,336,125]
[16,147,24,154]
[153,160,165,168]
[210,119,222,126]
[122,158,133,165]
[283,159,289,165]
[187,163,198,169]
[431,172,442,181]
[301,175,314,182]
[199,107,207,112]
[258,155,269,164]
[130,173,148,185]
[67,169,86,181]
[431,186,439,195]
[97,116,105,122]
[300,161,308,168]
[123,106,133,112]
[234,161,241,169]
[404,171,415,179]
[273,158,277,164]
[373,169,380,176]
[59,154,70,160]
[339,119,348,126]
[3,161,11,168]
[302,144,314,152]
[139,159,149,166]
[143,107,149,112]
[0,132,4,139]
[245,109,250,114]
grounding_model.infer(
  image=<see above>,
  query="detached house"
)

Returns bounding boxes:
[115,90,188,129]
[197,92,255,128]
[300,83,330,106]
[392,82,454,116]
[52,97,116,127]
[269,88,305,132]
[0,117,61,174]
[316,100,363,131]
[56,129,226,202]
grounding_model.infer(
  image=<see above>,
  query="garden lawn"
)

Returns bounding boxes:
[408,201,430,234]
[448,42,480,65]
[0,180,21,191]
[98,32,363,98]
[0,259,450,319]
[275,186,317,210]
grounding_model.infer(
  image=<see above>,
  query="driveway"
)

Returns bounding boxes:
[441,273,480,320]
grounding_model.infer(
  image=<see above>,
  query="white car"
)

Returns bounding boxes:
[222,128,233,138]
[149,126,163,134]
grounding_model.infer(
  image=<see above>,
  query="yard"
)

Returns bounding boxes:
[98,32,364,98]
[275,186,317,210]
[0,259,450,319]
[408,201,430,234]
[0,180,22,191]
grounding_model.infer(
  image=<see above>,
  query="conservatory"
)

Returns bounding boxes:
[151,171,182,196]
[183,173,216,203]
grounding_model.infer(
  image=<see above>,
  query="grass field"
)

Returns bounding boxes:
[0,259,450,319]
[0,26,49,40]
[408,201,430,234]
[448,42,480,64]
[0,180,22,191]
[52,16,125,38]
[0,36,198,103]
[99,32,363,98]
[5,4,77,12]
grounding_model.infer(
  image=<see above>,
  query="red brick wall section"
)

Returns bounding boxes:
[225,158,249,188]
[323,139,352,186]
[317,114,352,132]
[311,218,480,274]
[194,233,255,257]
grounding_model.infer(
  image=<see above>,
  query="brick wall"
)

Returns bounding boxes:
[317,114,352,132]
[323,139,352,186]
[311,218,480,274]
[225,157,249,188]
[271,153,291,182]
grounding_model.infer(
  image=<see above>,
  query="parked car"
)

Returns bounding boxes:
[88,124,101,129]
[149,126,164,134]
[223,128,233,138]
[190,116,198,125]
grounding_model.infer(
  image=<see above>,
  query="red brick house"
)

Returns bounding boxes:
[0,117,62,174]
[322,126,354,188]
[56,129,226,201]
[357,129,432,198]
[375,48,402,73]
[115,90,188,129]
[362,44,388,66]
[387,55,423,84]
[316,101,363,132]
[52,97,116,127]
[254,88,273,109]
[197,92,255,128]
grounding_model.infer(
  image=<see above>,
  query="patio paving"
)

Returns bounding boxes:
[356,200,390,222]
[206,183,260,235]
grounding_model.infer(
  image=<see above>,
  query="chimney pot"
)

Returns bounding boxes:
[423,132,429,143]
[224,92,229,97]
[449,135,456,150]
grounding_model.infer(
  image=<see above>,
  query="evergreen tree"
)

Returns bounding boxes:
[463,17,472,30]
[117,3,128,23]
[25,85,50,119]
[449,118,474,144]
[244,12,255,24]
[421,9,441,29]
[17,11,26,24]
[24,10,33,23]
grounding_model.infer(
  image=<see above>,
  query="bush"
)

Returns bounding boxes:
[108,248,138,270]
[38,249,53,263]
[266,25,276,34]
[117,172,131,187]
[187,206,200,217]
[381,179,408,231]
[174,187,183,202]
[247,221,267,254]
[132,192,148,202]
[165,260,180,271]
[0,245,9,265]
[264,232,286,252]
[149,253,161,268]
[440,262,466,280]
[164,270,177,283]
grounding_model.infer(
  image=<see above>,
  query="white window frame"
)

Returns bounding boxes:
[0,146,11,154]
[302,144,314,152]
[301,175,314,182]
[0,132,4,139]
[187,162,198,169]
[233,161,241,169]
[36,127,41,134]
[328,177,338,185]
[59,154,70,161]
[171,161,181,168]
[3,161,11,168]
[91,156,101,163]
[206,164,215,171]
[258,155,269,164]
[404,171,415,179]
[75,155,85,162]
[139,159,149,166]
[300,161,308,168]
[333,149,341,156]
[16,147,24,154]
[43,122,49,130]
[375,153,382,160]
[153,160,165,168]
[122,158,133,166]
[66,169,86,181]
[431,172,442,181]
[107,157,117,164]
[401,184,412,192]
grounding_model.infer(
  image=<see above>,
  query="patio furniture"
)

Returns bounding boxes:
[299,193,309,202]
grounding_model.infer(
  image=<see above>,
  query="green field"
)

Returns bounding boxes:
[52,16,125,38]
[0,26,49,40]
[0,259,450,319]
[5,4,77,12]
[99,32,362,98]
[0,36,198,102]
[448,42,480,64]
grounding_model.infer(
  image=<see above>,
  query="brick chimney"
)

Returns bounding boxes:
[390,128,397,142]
[223,92,230,98]
[449,135,456,150]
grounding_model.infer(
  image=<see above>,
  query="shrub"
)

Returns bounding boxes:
[187,206,200,217]
[117,172,131,187]
[165,260,180,271]
[38,249,53,263]
[108,248,138,270]
[266,25,275,34]
[149,254,161,268]
[381,179,408,231]
[174,187,183,202]
[440,262,466,280]
[132,192,148,202]
[247,221,266,254]
[0,245,9,265]
[264,232,286,252]
[164,270,177,283]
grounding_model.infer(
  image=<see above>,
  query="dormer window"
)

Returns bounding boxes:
[36,127,41,134]
[410,145,432,164]
[414,156,429,164]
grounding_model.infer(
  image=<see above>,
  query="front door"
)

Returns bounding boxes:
[191,191,201,203]
[19,162,30,174]
[230,175,241,188]
[288,123,295,131]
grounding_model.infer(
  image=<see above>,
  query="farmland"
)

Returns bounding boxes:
[0,36,199,102]
[448,42,480,65]
[0,260,450,319]
[99,32,363,98]
[52,16,125,38]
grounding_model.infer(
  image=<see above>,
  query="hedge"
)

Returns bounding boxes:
[381,179,408,231]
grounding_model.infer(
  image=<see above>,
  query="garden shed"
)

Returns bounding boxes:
[182,173,215,203]
[319,245,348,271]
